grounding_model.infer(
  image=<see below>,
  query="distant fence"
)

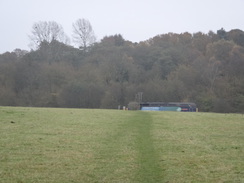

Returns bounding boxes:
[140,102,197,112]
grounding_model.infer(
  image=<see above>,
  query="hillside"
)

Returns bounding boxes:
[0,29,244,112]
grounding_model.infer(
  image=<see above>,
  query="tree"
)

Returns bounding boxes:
[13,60,44,106]
[217,28,227,39]
[100,34,125,47]
[0,58,16,106]
[227,29,244,47]
[72,18,96,51]
[29,21,70,49]
[192,32,211,53]
[61,81,103,108]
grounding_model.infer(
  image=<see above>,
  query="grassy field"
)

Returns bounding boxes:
[0,107,243,183]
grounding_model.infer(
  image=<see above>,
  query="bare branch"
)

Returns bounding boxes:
[29,21,70,49]
[72,18,96,51]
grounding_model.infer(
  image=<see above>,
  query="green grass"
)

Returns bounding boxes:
[0,107,243,182]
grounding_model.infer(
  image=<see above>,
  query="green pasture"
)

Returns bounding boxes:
[0,107,243,182]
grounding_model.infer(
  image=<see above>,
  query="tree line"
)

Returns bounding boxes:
[0,21,244,113]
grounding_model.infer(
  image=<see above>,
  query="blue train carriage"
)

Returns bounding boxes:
[140,102,197,112]
[173,102,197,112]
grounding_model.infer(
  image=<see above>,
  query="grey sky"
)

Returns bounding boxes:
[1,0,243,53]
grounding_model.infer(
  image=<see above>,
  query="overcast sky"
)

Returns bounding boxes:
[1,0,244,53]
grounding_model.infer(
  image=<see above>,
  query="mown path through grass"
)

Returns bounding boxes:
[132,111,163,182]
[90,111,163,182]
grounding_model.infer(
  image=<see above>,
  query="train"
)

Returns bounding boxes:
[140,102,197,112]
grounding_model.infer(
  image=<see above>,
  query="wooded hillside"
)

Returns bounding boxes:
[1,28,244,112]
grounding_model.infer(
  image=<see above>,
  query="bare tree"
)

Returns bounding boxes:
[29,21,70,49]
[72,18,96,51]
